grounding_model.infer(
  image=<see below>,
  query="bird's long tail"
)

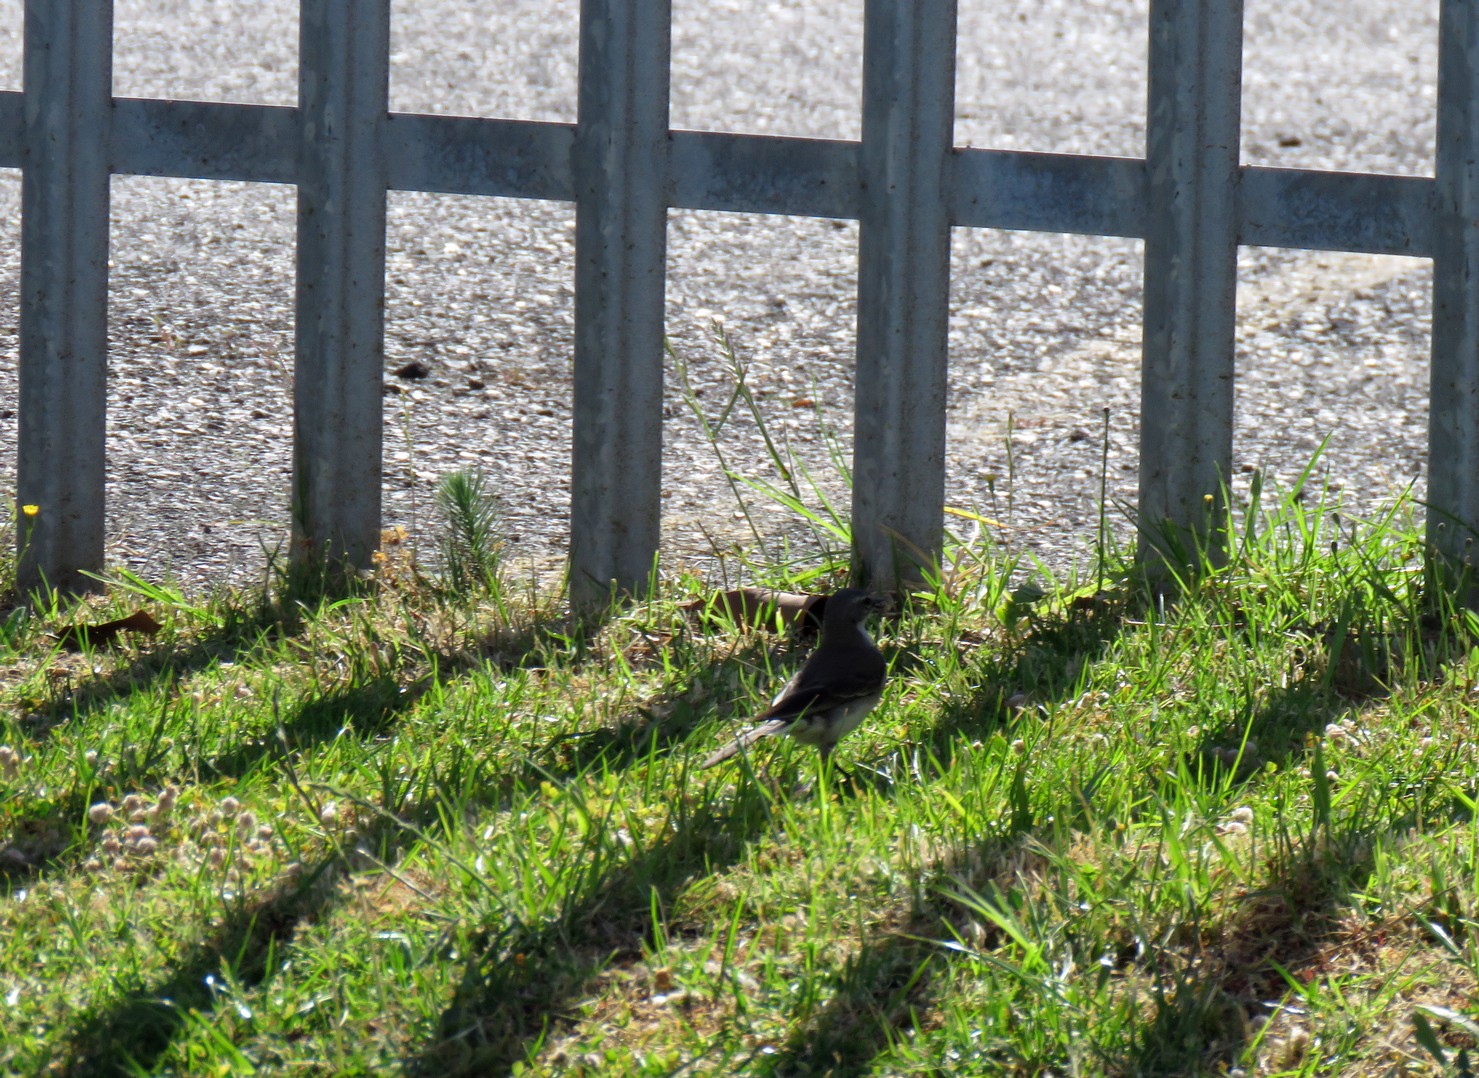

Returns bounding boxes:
[700,719,788,768]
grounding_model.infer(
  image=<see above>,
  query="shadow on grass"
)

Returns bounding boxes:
[1114,585,1442,1070]
[519,698,712,783]
[756,911,948,1076]
[0,605,581,886]
[1125,672,1454,1072]
[46,672,745,1078]
[26,584,1143,1073]
[54,853,347,1077]
[1182,546,1479,789]
[16,598,297,742]
[200,672,430,781]
[34,619,784,1072]
[762,800,1394,1077]
[751,585,1457,1076]
[1121,818,1383,1075]
[858,590,1139,781]
[1183,627,1393,789]
[0,673,430,888]
[14,574,582,748]
[477,625,829,806]
[751,596,1139,1076]
[404,782,777,1076]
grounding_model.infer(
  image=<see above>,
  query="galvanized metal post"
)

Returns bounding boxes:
[1429,0,1479,596]
[854,0,956,589]
[293,0,389,574]
[17,0,112,595]
[1139,0,1244,574]
[570,0,670,608]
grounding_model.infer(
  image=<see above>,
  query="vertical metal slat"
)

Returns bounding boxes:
[1139,0,1244,574]
[293,0,390,573]
[17,0,113,595]
[1429,0,1479,594]
[570,0,671,607]
[854,0,957,588]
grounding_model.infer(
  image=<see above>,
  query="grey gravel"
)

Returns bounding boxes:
[0,0,1443,592]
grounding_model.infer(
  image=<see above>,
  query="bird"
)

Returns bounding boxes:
[700,587,887,769]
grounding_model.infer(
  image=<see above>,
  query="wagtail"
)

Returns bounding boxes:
[700,587,887,769]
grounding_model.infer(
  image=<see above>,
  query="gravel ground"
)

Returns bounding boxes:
[0,0,1442,592]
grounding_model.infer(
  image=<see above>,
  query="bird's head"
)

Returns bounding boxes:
[823,587,887,628]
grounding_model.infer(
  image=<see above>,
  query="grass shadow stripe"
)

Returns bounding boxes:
[403,783,777,1076]
[54,860,343,1078]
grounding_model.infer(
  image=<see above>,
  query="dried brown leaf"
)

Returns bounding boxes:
[55,609,163,651]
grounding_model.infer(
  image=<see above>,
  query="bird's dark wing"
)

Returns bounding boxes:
[761,652,886,722]
[700,602,886,770]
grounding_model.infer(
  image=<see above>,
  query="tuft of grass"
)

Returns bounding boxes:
[670,322,854,588]
[434,468,506,597]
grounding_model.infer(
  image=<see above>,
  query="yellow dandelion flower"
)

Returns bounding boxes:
[20,504,38,517]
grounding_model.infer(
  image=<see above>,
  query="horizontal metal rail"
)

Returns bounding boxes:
[0,92,1434,254]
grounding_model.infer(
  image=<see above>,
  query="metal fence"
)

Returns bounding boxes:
[5,0,1472,604]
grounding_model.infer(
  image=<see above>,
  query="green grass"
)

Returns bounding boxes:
[2,477,1479,1077]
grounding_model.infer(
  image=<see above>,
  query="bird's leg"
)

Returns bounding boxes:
[820,743,855,786]
[811,745,855,796]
